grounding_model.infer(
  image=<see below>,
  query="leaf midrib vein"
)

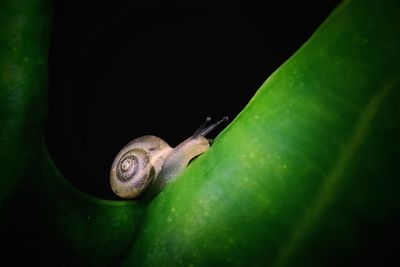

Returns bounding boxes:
[273,78,396,267]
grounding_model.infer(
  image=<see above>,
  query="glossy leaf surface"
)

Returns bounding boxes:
[125,0,400,266]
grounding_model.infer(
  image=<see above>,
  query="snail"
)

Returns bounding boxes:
[110,116,228,198]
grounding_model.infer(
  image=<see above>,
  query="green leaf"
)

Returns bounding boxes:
[38,148,144,265]
[124,1,400,265]
[0,0,50,211]
[1,0,399,266]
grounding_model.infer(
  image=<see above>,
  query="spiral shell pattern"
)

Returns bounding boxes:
[110,135,172,198]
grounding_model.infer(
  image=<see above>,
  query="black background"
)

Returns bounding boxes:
[45,0,339,199]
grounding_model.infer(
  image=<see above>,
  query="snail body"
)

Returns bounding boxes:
[110,117,228,198]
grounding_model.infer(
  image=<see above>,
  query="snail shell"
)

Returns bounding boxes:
[110,135,171,198]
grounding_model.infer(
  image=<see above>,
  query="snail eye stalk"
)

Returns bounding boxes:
[193,116,229,137]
